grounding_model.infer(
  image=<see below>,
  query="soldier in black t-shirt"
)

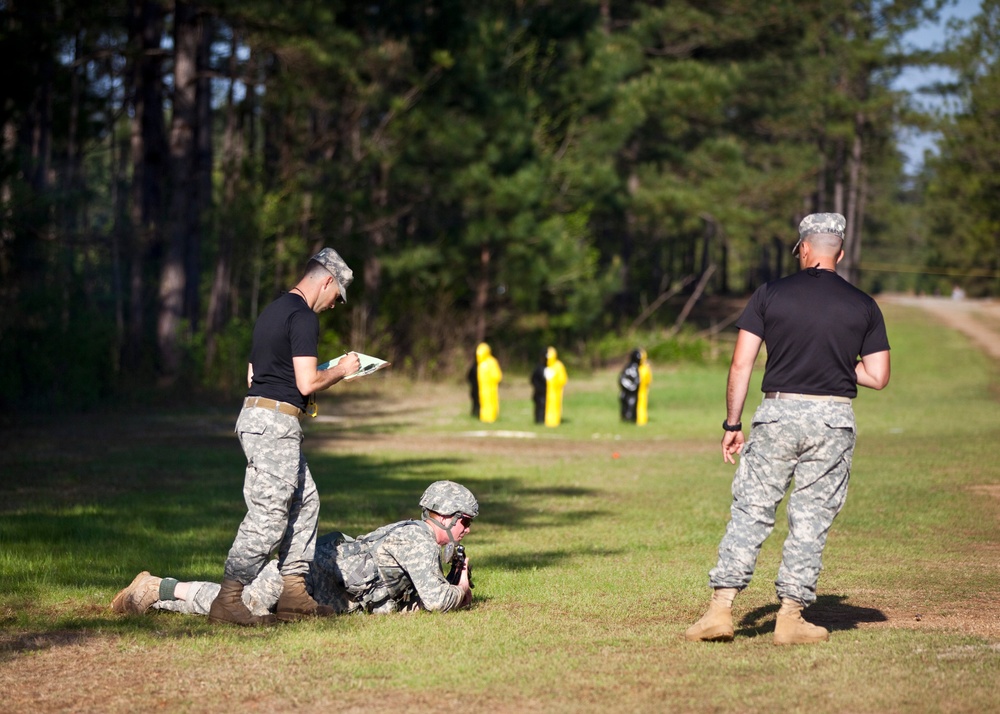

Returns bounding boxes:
[209,248,362,627]
[685,213,891,646]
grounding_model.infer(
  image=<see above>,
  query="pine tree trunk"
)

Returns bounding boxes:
[832,136,846,215]
[62,31,83,239]
[842,114,864,284]
[125,0,167,369]
[204,31,242,371]
[158,0,201,378]
[187,11,213,331]
[360,161,389,350]
[29,49,54,193]
[474,244,490,344]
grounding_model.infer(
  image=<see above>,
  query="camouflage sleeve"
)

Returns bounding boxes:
[380,525,464,613]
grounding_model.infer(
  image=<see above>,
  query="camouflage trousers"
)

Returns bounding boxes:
[223,405,319,584]
[155,561,285,617]
[154,557,356,617]
[709,399,856,605]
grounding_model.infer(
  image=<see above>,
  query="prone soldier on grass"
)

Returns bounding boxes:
[112,481,477,620]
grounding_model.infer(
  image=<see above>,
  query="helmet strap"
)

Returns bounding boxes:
[424,510,461,548]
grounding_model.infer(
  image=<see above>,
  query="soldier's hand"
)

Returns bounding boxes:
[338,352,361,378]
[458,561,474,607]
[722,430,745,464]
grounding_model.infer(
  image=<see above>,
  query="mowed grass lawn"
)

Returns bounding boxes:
[1,302,998,713]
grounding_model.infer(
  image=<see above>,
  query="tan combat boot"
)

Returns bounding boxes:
[684,587,737,642]
[276,574,336,621]
[773,598,829,645]
[110,571,162,614]
[208,579,275,626]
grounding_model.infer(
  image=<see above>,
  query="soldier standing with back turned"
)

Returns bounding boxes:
[685,213,891,645]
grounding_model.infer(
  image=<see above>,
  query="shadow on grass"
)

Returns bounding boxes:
[0,614,280,664]
[809,595,889,631]
[0,404,610,661]
[736,594,888,638]
[0,409,606,618]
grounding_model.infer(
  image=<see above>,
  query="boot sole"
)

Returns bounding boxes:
[276,611,308,622]
[110,571,151,614]
[773,634,829,645]
[276,609,336,622]
[684,626,735,642]
[208,613,276,626]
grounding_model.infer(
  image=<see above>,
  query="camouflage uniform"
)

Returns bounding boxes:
[315,520,465,613]
[705,212,889,608]
[709,399,855,605]
[224,406,318,584]
[219,247,354,589]
[156,561,285,617]
[155,520,464,617]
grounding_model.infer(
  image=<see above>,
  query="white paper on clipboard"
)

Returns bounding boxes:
[318,352,391,381]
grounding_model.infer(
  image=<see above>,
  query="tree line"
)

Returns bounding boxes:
[1,0,996,409]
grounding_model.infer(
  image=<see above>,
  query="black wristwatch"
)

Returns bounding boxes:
[722,420,742,432]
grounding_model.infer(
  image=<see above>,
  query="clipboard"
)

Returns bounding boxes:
[318,352,391,381]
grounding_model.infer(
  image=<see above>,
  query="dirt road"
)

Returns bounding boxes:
[881,294,1000,361]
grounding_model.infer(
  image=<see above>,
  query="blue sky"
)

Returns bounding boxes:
[892,0,982,172]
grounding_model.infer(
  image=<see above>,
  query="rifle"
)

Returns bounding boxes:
[446,544,474,589]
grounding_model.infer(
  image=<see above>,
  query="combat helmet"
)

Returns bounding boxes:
[419,480,479,519]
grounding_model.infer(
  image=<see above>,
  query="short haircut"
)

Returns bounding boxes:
[303,260,332,281]
[806,233,843,255]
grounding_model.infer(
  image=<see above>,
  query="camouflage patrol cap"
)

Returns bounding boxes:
[419,480,479,518]
[793,213,846,256]
[310,247,354,303]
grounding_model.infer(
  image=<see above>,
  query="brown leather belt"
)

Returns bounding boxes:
[764,392,852,404]
[243,396,303,417]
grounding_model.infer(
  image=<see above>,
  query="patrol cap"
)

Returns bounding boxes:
[310,247,353,303]
[419,480,479,519]
[793,212,846,257]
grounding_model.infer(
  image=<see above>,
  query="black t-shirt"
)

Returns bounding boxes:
[735,269,890,398]
[246,292,319,409]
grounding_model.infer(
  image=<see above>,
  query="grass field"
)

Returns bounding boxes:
[1,303,998,713]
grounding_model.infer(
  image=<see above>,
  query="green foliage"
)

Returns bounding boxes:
[2,0,993,410]
[188,318,256,397]
[0,304,118,411]
[585,328,717,369]
[919,0,1000,297]
[645,333,712,364]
